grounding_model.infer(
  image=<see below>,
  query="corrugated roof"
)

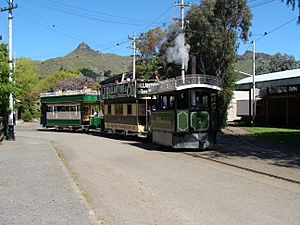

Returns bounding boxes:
[236,69,300,90]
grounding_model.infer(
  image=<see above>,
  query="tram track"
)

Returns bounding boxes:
[182,152,300,185]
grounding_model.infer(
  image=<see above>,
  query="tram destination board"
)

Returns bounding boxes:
[101,80,154,100]
[101,82,136,100]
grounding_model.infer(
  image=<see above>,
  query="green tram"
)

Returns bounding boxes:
[100,80,154,135]
[148,74,222,149]
[40,90,102,130]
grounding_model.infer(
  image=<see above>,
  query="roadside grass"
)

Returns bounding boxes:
[243,127,300,150]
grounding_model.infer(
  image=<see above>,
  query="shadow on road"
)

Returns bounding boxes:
[37,128,300,169]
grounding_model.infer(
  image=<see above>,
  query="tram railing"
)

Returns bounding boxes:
[0,117,4,142]
[40,89,99,97]
[149,74,222,94]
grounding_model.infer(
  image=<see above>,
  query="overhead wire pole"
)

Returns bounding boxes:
[175,0,190,84]
[1,0,18,141]
[128,32,137,80]
[252,40,256,126]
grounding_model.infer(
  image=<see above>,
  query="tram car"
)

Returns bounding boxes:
[40,89,102,130]
[148,74,222,149]
[100,79,154,135]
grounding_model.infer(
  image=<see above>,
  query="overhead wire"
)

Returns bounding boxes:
[19,5,106,50]
[19,5,134,52]
[243,16,298,51]
[17,1,181,55]
[43,0,165,24]
[250,0,277,8]
[26,0,143,26]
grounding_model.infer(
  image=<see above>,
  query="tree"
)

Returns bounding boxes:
[0,44,10,134]
[39,70,80,92]
[0,44,19,133]
[15,58,40,120]
[58,75,100,90]
[135,27,167,78]
[185,0,252,127]
[284,0,300,22]
[257,53,300,75]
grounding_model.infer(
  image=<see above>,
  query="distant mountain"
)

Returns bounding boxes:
[37,42,131,78]
[235,51,273,78]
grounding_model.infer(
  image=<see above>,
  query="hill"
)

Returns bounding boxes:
[37,42,131,78]
[235,51,300,78]
[235,51,273,77]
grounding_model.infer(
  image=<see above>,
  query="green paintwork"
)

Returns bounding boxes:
[47,119,81,126]
[89,116,101,127]
[190,111,209,132]
[176,110,189,133]
[41,94,98,103]
[151,111,174,132]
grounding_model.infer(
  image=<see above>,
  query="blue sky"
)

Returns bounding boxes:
[0,0,299,60]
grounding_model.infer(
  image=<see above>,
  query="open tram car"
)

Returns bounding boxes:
[40,90,102,130]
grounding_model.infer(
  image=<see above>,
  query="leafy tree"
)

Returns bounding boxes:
[257,53,300,74]
[185,0,252,127]
[284,0,300,22]
[135,27,167,78]
[0,44,19,134]
[15,58,40,120]
[58,75,100,90]
[136,27,166,62]
[39,70,80,92]
[0,44,10,135]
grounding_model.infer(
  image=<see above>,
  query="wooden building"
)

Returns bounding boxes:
[236,69,300,127]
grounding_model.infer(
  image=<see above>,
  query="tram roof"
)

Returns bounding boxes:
[40,89,99,98]
[236,69,300,90]
[149,74,222,94]
[40,89,99,103]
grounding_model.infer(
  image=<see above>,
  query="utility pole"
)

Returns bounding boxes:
[175,0,190,84]
[252,40,256,127]
[128,32,137,80]
[1,0,18,141]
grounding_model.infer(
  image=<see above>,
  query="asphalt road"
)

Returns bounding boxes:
[17,123,300,225]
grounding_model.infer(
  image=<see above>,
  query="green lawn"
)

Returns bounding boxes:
[243,127,300,150]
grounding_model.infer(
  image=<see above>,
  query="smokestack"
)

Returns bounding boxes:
[188,54,197,75]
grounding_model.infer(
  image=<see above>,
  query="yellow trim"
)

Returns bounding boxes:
[105,122,145,133]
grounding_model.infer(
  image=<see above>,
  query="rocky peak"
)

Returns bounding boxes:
[76,42,92,51]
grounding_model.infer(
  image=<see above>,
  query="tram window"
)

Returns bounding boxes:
[127,104,132,115]
[69,106,76,111]
[162,96,168,109]
[115,104,123,115]
[47,106,53,112]
[190,91,209,109]
[199,92,209,109]
[211,93,217,110]
[190,90,200,109]
[108,105,111,115]
[170,96,175,109]
[177,92,188,109]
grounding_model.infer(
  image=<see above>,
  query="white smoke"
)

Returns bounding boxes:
[166,33,190,71]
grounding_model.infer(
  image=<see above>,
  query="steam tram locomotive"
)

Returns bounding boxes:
[148,74,222,149]
[40,74,222,149]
